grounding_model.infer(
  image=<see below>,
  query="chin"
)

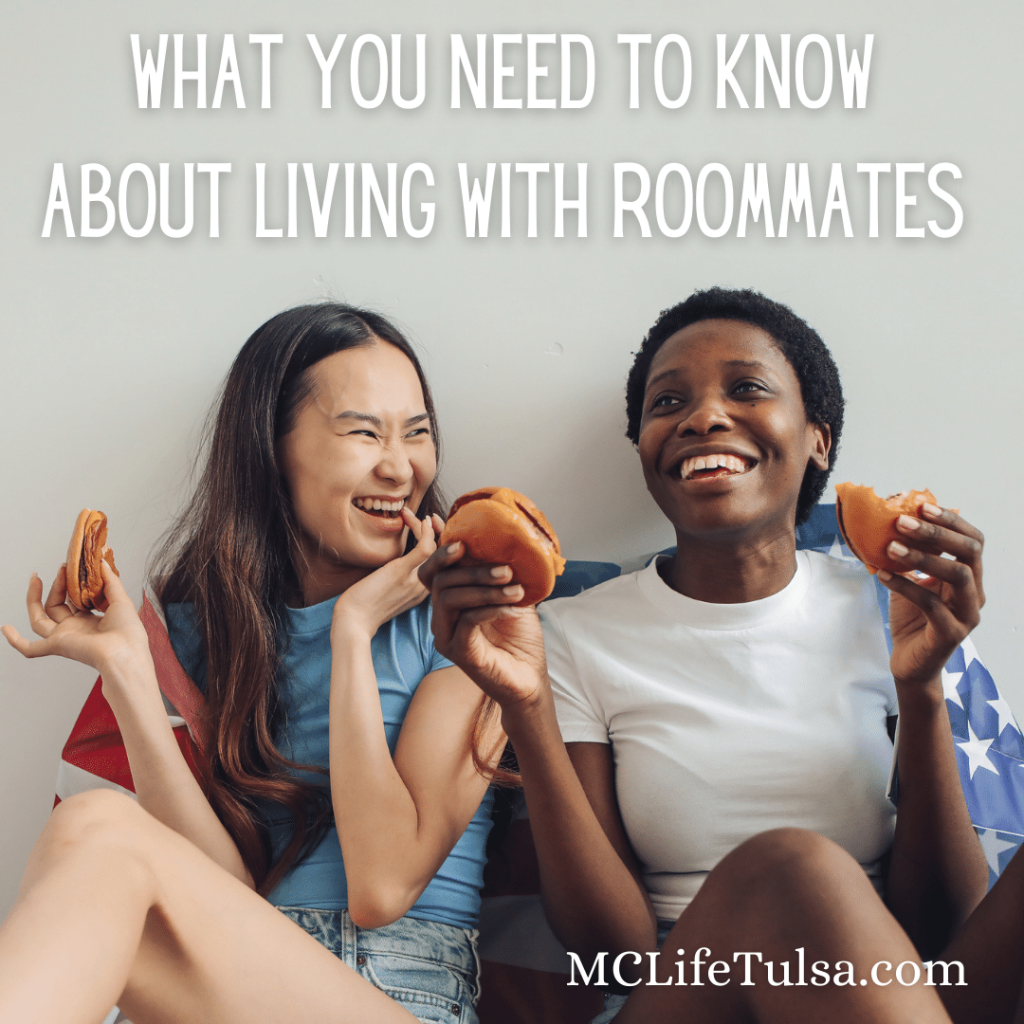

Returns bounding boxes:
[661,495,777,540]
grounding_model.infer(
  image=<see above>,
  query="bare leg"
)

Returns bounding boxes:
[613,829,953,1024]
[0,790,422,1024]
[937,843,1024,1024]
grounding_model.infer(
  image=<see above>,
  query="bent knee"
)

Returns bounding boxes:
[48,789,149,852]
[734,827,848,867]
[717,828,867,897]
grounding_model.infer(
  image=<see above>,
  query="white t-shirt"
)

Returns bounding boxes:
[541,549,898,925]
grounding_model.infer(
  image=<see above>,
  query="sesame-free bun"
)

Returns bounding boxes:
[66,509,119,611]
[440,487,566,606]
[834,484,937,575]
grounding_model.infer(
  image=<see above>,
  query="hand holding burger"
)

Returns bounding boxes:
[439,487,565,606]
[3,509,152,674]
[834,482,985,689]
[834,484,940,575]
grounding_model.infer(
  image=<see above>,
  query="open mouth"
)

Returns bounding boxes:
[678,454,754,481]
[352,496,408,519]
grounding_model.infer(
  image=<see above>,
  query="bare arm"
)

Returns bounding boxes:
[422,544,657,958]
[879,504,988,956]
[327,641,501,928]
[509,710,658,958]
[3,563,252,884]
[327,511,503,928]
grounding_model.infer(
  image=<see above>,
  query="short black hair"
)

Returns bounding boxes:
[625,288,844,525]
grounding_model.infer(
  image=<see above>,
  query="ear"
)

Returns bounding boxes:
[807,422,831,472]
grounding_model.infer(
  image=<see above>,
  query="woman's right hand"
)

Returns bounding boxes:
[2,560,151,676]
[418,543,549,711]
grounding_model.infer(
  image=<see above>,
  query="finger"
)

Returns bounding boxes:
[24,572,44,610]
[435,582,524,614]
[919,503,984,545]
[417,542,465,588]
[895,509,985,608]
[433,563,513,591]
[98,559,131,605]
[885,540,977,587]
[43,566,75,623]
[1,624,49,659]
[450,603,529,642]
[884,541,981,626]
[26,575,61,638]
[401,505,424,542]
[430,513,445,536]
[430,577,523,649]
[400,516,440,572]
[895,513,984,564]
[415,516,437,555]
[876,570,963,638]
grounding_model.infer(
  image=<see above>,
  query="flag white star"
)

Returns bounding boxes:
[957,723,999,779]
[828,535,859,563]
[961,635,982,670]
[987,697,1021,736]
[976,829,1019,875]
[942,669,964,709]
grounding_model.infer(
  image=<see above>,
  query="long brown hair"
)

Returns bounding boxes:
[154,303,446,893]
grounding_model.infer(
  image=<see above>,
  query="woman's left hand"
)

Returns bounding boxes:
[2,561,151,675]
[878,503,984,690]
[331,509,444,638]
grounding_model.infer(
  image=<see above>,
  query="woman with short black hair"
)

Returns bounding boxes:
[424,287,1005,1023]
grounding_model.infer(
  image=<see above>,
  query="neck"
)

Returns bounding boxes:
[662,525,799,604]
[290,549,373,608]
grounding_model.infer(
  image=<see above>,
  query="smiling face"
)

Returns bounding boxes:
[638,319,831,544]
[276,342,436,600]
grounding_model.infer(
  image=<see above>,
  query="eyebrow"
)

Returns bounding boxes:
[646,359,773,390]
[334,411,430,428]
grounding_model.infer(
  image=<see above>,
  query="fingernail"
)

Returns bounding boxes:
[897,515,920,531]
[490,566,510,578]
[445,543,460,556]
[889,541,909,557]
[503,585,522,596]
[877,570,893,581]
[923,503,942,517]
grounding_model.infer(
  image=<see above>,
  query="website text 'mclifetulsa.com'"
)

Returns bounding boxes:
[567,947,967,989]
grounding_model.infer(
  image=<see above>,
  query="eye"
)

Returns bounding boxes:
[649,393,682,410]
[733,379,768,396]
[348,429,379,439]
[406,427,432,440]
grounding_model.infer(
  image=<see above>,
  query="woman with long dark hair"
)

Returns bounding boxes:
[422,288,1019,1023]
[0,303,501,1023]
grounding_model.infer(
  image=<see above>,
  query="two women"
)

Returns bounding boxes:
[1,304,499,1023]
[3,289,1019,1023]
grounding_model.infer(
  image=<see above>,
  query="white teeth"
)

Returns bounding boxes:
[679,454,751,479]
[354,497,406,512]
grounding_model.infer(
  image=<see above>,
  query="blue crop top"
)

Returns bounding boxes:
[165,597,494,930]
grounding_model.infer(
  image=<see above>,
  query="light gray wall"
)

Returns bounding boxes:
[2,1,1021,917]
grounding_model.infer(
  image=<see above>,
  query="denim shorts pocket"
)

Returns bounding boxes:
[359,949,472,1023]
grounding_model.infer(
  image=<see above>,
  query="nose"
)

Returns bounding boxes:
[679,391,732,436]
[375,439,415,485]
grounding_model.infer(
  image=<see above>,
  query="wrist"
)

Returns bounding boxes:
[98,651,162,714]
[893,675,946,713]
[500,680,557,744]
[331,600,377,644]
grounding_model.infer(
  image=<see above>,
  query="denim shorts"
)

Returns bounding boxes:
[277,906,480,1024]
